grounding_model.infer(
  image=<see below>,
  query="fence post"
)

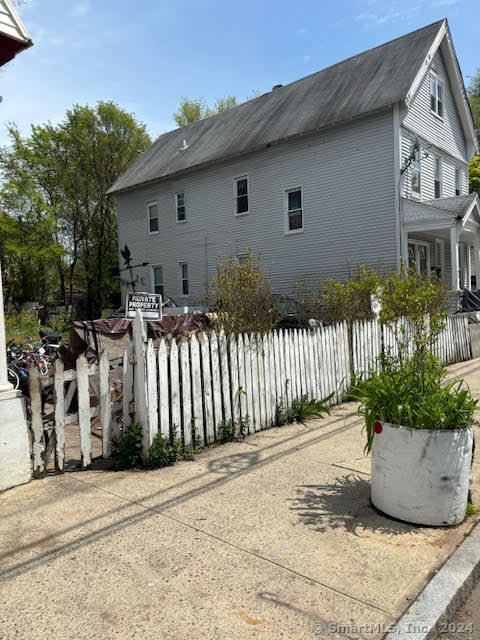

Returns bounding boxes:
[54,358,66,472]
[29,365,45,477]
[122,342,134,429]
[132,309,150,456]
[99,351,112,458]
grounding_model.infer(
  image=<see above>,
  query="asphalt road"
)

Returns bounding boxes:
[435,577,480,640]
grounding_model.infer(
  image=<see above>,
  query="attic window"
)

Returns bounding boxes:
[430,72,443,118]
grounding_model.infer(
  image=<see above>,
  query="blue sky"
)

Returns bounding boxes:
[1,0,478,146]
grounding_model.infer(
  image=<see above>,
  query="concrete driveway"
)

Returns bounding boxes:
[1,358,479,639]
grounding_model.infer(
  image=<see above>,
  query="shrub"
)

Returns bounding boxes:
[207,253,282,334]
[321,266,383,324]
[113,423,143,470]
[147,427,182,468]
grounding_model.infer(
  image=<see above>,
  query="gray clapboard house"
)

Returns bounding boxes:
[109,19,479,311]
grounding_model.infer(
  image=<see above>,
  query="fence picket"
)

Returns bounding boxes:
[237,334,248,422]
[201,334,215,443]
[132,310,149,454]
[158,338,170,439]
[243,334,255,433]
[251,335,260,431]
[170,340,181,439]
[219,329,232,422]
[53,358,65,472]
[180,337,192,447]
[99,350,113,458]
[76,354,91,469]
[190,333,204,446]
[257,334,266,428]
[210,332,223,434]
[230,335,241,427]
[269,333,277,421]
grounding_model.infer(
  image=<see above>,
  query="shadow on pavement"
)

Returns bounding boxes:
[290,474,421,536]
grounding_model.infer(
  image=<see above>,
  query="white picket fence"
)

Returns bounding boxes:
[28,313,472,472]
[351,315,471,376]
[133,315,351,455]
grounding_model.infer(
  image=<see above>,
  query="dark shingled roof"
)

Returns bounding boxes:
[109,20,445,195]
[423,194,479,218]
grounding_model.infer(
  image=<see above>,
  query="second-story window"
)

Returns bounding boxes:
[235,177,249,215]
[433,155,442,198]
[176,192,186,222]
[455,168,462,196]
[430,72,443,118]
[179,263,189,295]
[411,148,421,196]
[148,202,159,233]
[285,187,303,232]
[152,265,163,297]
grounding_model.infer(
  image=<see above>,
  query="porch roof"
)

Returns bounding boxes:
[403,194,480,232]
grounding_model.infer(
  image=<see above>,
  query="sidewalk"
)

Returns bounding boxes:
[1,359,479,640]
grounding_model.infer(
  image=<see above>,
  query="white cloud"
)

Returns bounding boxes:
[302,55,312,62]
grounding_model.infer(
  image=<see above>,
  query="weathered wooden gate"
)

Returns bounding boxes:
[28,347,133,476]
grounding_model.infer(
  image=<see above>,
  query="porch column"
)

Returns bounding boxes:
[450,226,459,290]
[0,260,12,393]
[466,244,472,291]
[402,231,409,267]
[475,233,480,292]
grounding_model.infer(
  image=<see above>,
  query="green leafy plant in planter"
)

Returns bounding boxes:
[350,266,478,526]
[351,354,478,453]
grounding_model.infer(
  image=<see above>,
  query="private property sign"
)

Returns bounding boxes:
[126,292,162,320]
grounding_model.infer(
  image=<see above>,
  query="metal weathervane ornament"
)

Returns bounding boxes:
[119,245,149,294]
[119,245,162,320]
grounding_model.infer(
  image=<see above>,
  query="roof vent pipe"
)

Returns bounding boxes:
[180,139,189,151]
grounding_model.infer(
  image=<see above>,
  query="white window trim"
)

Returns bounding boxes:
[410,148,421,200]
[175,192,186,224]
[150,264,164,297]
[179,262,189,297]
[433,154,443,198]
[147,201,159,235]
[284,186,304,235]
[234,175,249,216]
[429,71,444,120]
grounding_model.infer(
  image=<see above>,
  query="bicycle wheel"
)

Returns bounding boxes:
[8,368,19,390]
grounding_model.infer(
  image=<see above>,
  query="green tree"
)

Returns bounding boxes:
[470,156,480,197]
[0,101,151,317]
[173,91,259,127]
[467,67,480,144]
[467,68,480,197]
[173,97,214,127]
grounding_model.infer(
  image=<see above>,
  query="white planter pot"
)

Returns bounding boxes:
[371,421,473,526]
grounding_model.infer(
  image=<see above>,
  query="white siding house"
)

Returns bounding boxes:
[109,19,479,310]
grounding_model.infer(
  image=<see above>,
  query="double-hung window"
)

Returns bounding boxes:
[433,155,442,198]
[235,177,249,215]
[455,168,462,196]
[148,202,159,233]
[176,192,186,222]
[430,71,444,118]
[411,147,421,196]
[285,187,303,232]
[179,263,189,295]
[152,265,163,297]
